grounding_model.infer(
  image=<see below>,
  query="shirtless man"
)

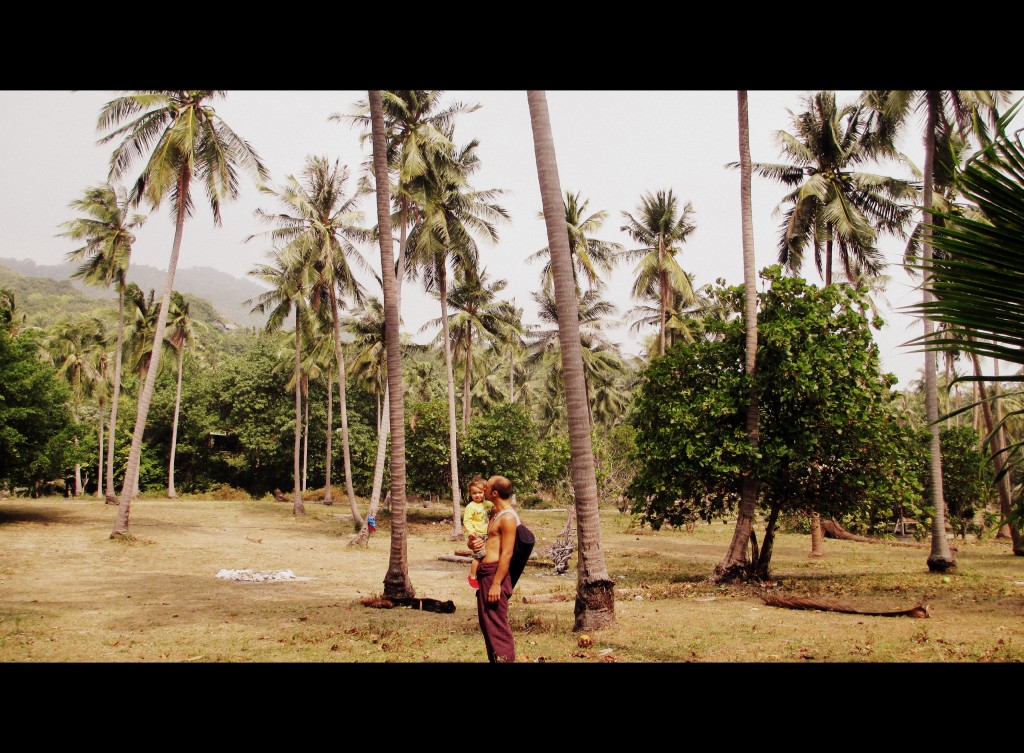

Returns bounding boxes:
[472,475,517,663]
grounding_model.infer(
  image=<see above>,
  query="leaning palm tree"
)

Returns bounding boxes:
[98,90,267,538]
[620,189,698,356]
[370,90,414,599]
[527,90,614,631]
[247,155,370,525]
[59,183,146,499]
[407,131,510,539]
[248,245,313,516]
[735,91,916,286]
[865,88,1013,571]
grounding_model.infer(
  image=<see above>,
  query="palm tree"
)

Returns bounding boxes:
[43,317,106,496]
[527,90,614,631]
[407,131,510,539]
[59,183,146,499]
[865,88,1013,571]
[620,189,698,356]
[165,291,199,499]
[98,90,267,537]
[432,265,520,431]
[248,155,370,524]
[370,91,414,599]
[736,91,916,286]
[711,91,763,583]
[336,91,475,314]
[904,107,1024,554]
[248,246,313,516]
[528,190,622,294]
[527,285,620,430]
[345,294,390,546]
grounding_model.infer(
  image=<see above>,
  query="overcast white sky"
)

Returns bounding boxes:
[3,89,1019,389]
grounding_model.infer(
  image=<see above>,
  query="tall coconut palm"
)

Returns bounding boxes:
[370,90,414,599]
[407,131,510,539]
[165,291,199,499]
[865,88,1013,571]
[620,189,698,356]
[60,183,146,499]
[527,90,614,631]
[248,245,313,516]
[98,90,267,538]
[736,91,916,287]
[903,105,1024,555]
[528,190,623,294]
[711,91,763,583]
[248,155,370,524]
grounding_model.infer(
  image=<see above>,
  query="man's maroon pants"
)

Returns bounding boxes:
[476,561,515,663]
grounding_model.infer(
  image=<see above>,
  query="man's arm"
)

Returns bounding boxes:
[487,513,516,602]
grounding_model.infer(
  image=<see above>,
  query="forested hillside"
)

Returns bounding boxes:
[0,258,267,328]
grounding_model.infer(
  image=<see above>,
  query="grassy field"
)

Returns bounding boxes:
[1,495,1022,664]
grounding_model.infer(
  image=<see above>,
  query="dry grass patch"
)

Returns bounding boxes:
[1,498,1022,663]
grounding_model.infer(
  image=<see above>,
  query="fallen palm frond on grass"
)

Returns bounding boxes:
[760,593,930,618]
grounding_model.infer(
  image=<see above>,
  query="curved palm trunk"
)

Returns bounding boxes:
[95,397,105,499]
[329,287,361,524]
[712,91,762,583]
[350,384,389,547]
[324,365,334,505]
[106,282,127,499]
[302,383,310,492]
[292,310,305,515]
[461,328,473,431]
[658,235,667,357]
[529,90,614,631]
[166,343,184,498]
[969,352,1022,553]
[371,91,414,599]
[439,267,464,540]
[922,92,955,571]
[113,173,190,536]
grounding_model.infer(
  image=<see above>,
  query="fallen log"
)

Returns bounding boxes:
[521,593,571,604]
[760,593,929,618]
[821,519,875,542]
[439,554,473,563]
[361,595,456,614]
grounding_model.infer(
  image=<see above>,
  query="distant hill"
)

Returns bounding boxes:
[0,257,268,329]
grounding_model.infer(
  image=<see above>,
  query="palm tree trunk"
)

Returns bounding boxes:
[439,267,464,540]
[302,384,309,492]
[324,365,334,506]
[922,91,956,571]
[329,287,361,524]
[969,352,1022,552]
[462,328,473,431]
[95,399,104,499]
[658,236,667,357]
[528,90,614,631]
[370,90,414,599]
[350,384,389,547]
[113,172,190,536]
[167,343,184,498]
[292,309,305,515]
[712,91,762,583]
[106,284,126,499]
